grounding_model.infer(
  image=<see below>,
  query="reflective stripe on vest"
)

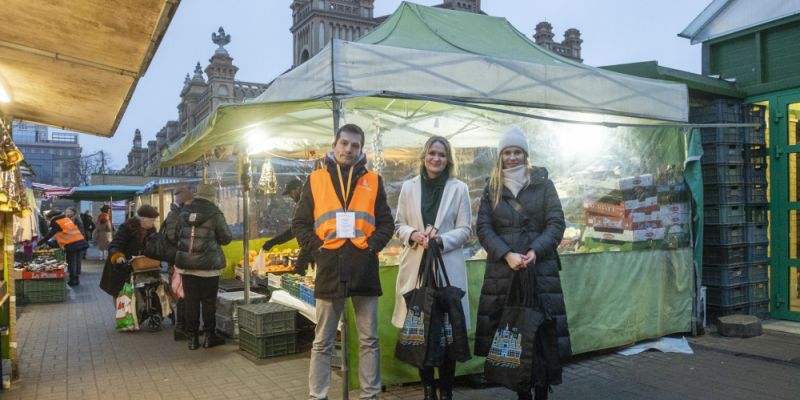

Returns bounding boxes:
[55,217,85,248]
[310,168,379,250]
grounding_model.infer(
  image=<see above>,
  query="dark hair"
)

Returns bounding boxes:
[100,205,111,213]
[334,124,365,148]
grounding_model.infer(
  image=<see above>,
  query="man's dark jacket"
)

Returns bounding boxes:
[174,198,232,271]
[99,217,155,296]
[474,167,572,360]
[292,153,394,299]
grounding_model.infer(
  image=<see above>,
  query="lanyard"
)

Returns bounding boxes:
[336,163,354,209]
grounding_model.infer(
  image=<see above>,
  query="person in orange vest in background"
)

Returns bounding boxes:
[292,123,394,400]
[40,209,90,286]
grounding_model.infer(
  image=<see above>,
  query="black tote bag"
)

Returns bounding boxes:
[395,246,441,368]
[483,270,544,393]
[428,244,472,363]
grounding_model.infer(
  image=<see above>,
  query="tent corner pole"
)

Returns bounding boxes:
[240,154,252,304]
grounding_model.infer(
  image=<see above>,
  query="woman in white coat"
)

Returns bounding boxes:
[394,136,472,400]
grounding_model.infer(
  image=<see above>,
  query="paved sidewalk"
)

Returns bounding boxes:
[5,256,800,399]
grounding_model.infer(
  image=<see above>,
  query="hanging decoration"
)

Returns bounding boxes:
[258,158,277,194]
[371,118,386,175]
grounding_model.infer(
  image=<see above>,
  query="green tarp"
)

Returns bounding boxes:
[62,185,144,201]
[341,250,693,387]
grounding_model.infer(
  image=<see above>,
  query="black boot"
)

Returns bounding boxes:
[517,391,533,400]
[203,332,226,348]
[188,334,200,350]
[439,388,452,400]
[423,385,438,400]
[534,386,549,400]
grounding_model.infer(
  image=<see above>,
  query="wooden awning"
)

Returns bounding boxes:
[0,0,180,137]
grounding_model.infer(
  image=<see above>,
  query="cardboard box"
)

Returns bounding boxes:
[584,226,665,242]
[661,203,690,215]
[583,200,625,218]
[620,174,654,190]
[624,196,658,210]
[585,212,660,230]
[660,211,691,226]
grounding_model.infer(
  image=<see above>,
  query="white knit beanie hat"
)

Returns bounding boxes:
[498,127,529,156]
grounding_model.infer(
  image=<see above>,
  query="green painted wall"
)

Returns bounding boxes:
[708,16,800,96]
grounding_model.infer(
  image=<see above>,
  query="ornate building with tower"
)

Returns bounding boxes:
[533,21,583,62]
[122,27,270,177]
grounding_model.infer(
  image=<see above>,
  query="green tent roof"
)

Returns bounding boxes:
[62,185,144,201]
[359,2,571,66]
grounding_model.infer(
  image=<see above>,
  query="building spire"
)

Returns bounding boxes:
[212,26,231,55]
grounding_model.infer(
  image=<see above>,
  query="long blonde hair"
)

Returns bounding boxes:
[419,136,457,178]
[488,151,530,208]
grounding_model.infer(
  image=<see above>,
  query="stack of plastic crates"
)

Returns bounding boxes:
[214,291,268,339]
[694,100,770,321]
[237,303,298,358]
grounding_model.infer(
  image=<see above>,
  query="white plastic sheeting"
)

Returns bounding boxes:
[254,40,688,123]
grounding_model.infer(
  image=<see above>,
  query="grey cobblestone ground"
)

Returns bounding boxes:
[5,256,800,399]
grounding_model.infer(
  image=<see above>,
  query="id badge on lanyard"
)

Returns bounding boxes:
[335,164,356,239]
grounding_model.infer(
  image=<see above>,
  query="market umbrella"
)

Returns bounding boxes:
[61,185,144,202]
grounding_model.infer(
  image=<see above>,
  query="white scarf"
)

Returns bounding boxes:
[503,165,528,197]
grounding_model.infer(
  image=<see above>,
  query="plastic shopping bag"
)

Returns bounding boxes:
[170,269,184,300]
[253,249,266,276]
[115,282,139,331]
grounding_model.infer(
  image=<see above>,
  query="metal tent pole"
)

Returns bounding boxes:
[241,155,252,304]
[332,97,350,400]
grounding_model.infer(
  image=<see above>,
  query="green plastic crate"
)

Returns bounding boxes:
[237,303,296,335]
[239,329,297,358]
[22,279,65,303]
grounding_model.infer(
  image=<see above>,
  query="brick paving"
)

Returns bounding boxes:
[4,254,800,399]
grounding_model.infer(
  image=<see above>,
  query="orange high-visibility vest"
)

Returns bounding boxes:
[310,168,379,250]
[55,217,85,248]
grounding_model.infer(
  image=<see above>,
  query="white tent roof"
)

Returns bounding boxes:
[680,0,800,44]
[255,39,688,123]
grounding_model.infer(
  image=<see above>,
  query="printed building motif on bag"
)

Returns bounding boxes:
[441,312,454,346]
[487,324,523,367]
[399,306,426,345]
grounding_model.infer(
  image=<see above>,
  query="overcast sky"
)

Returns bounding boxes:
[78,0,710,169]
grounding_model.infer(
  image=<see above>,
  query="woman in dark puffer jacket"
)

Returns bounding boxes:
[475,128,571,400]
[99,205,159,297]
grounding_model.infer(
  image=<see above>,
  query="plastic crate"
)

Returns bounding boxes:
[704,224,745,246]
[742,104,767,140]
[707,304,749,322]
[744,183,768,204]
[267,273,283,289]
[742,128,767,145]
[702,164,744,185]
[691,100,743,123]
[702,143,744,164]
[704,204,745,224]
[237,302,296,335]
[239,329,298,359]
[216,291,268,320]
[745,206,768,223]
[704,184,744,205]
[748,280,769,302]
[703,264,748,287]
[744,163,767,185]
[744,223,768,243]
[216,313,239,338]
[698,127,742,144]
[748,301,770,320]
[218,279,245,293]
[746,242,769,263]
[706,284,749,307]
[703,245,746,265]
[299,284,316,306]
[747,262,769,282]
[22,278,65,303]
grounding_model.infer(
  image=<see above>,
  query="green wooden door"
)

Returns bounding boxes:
[770,92,800,320]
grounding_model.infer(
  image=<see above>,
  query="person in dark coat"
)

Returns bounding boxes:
[40,209,90,286]
[261,177,313,275]
[292,124,394,400]
[65,207,87,270]
[475,127,571,400]
[160,200,187,341]
[98,205,159,298]
[81,210,96,246]
[172,185,233,350]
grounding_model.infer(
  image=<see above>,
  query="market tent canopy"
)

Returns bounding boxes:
[61,185,144,202]
[679,0,800,44]
[0,0,179,137]
[160,2,688,167]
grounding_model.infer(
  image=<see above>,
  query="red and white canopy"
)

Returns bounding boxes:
[31,183,74,198]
